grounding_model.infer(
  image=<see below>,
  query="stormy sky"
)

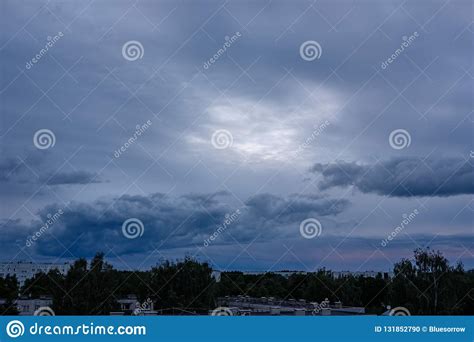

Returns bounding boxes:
[1,0,472,271]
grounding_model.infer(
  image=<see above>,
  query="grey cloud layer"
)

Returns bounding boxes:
[0,157,102,185]
[44,170,102,185]
[1,0,472,268]
[3,192,349,257]
[311,158,474,197]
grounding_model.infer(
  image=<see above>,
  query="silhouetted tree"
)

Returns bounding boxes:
[2,249,471,315]
[390,248,471,314]
[150,257,215,313]
[0,275,19,315]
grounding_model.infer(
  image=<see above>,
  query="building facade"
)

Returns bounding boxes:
[0,261,70,287]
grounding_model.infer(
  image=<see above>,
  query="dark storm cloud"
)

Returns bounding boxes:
[0,219,37,257]
[245,193,349,221]
[0,158,21,182]
[311,157,474,197]
[43,170,102,185]
[11,191,350,257]
[0,219,32,244]
[0,157,103,185]
[0,156,45,183]
[1,0,472,268]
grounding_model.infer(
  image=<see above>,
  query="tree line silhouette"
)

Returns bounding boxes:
[0,248,472,315]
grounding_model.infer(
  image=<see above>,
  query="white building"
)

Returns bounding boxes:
[16,298,54,315]
[0,297,53,315]
[216,296,366,316]
[332,271,393,279]
[111,295,157,316]
[242,271,307,278]
[0,261,70,287]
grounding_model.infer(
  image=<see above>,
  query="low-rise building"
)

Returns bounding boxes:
[242,271,307,278]
[0,261,70,287]
[216,295,366,316]
[112,295,157,316]
[331,271,393,279]
[0,297,54,315]
[15,297,54,315]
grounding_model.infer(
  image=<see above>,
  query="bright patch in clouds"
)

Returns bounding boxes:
[189,85,342,163]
